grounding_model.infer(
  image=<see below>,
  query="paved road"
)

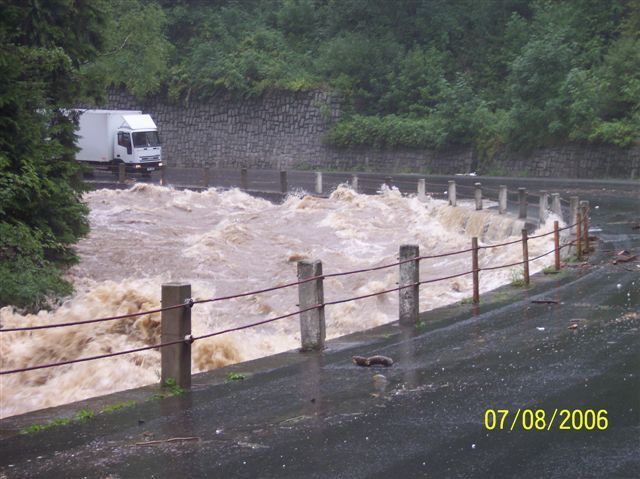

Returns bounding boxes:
[0,179,638,478]
[87,166,639,198]
[87,167,638,221]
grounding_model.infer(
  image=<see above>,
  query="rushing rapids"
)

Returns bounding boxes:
[0,184,565,418]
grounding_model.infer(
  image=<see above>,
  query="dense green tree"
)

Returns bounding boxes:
[83,0,173,98]
[149,0,638,151]
[0,1,106,309]
[381,46,450,117]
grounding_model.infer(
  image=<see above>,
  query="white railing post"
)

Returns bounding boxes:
[448,180,457,207]
[474,182,483,210]
[498,185,507,214]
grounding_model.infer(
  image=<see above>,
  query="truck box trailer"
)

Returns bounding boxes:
[75,109,163,174]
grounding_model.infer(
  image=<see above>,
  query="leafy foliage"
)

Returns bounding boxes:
[149,377,186,400]
[226,372,246,382]
[83,0,173,98]
[149,0,638,150]
[0,1,105,309]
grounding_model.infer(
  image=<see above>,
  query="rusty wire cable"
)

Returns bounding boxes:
[324,282,418,307]
[0,305,323,375]
[192,274,324,305]
[0,237,581,375]
[0,276,325,333]
[192,303,322,341]
[1,223,577,333]
[419,270,475,285]
[0,303,187,333]
[0,199,581,336]
[0,338,187,375]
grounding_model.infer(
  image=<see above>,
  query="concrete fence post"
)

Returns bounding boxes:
[551,193,561,218]
[472,237,480,304]
[315,171,323,195]
[569,196,580,234]
[385,176,393,189]
[498,185,507,214]
[399,245,420,325]
[160,164,166,186]
[554,220,561,271]
[580,200,590,253]
[351,175,359,193]
[161,283,192,390]
[118,163,126,184]
[280,170,288,194]
[538,190,548,225]
[203,167,210,188]
[448,180,457,207]
[576,212,583,261]
[417,178,426,200]
[241,168,248,190]
[518,188,528,220]
[474,182,483,210]
[521,229,530,286]
[297,260,325,351]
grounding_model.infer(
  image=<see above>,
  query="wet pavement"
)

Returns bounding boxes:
[0,178,638,478]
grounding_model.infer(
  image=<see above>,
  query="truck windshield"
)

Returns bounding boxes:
[132,131,161,148]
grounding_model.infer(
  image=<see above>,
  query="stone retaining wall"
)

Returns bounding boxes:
[491,145,639,179]
[92,88,638,179]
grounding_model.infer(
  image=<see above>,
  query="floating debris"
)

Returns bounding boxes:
[352,355,394,367]
[612,250,637,264]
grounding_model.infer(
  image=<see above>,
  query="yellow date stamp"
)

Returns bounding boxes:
[484,409,608,431]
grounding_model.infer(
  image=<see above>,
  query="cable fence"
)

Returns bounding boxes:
[6,166,596,386]
[1,207,590,381]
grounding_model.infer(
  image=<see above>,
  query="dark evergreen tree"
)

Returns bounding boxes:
[0,1,106,309]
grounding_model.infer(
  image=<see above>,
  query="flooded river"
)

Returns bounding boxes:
[0,184,565,417]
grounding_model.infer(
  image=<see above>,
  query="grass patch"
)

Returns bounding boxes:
[459,296,474,305]
[226,372,246,382]
[21,417,73,434]
[163,377,185,395]
[75,408,95,421]
[20,412,86,435]
[149,377,186,401]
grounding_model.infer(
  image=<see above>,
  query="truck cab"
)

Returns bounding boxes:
[114,114,162,173]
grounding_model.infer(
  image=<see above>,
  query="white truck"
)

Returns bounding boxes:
[75,109,163,175]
